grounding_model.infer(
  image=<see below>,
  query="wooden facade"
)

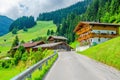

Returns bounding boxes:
[74,22,120,46]
[33,42,72,51]
[13,41,45,52]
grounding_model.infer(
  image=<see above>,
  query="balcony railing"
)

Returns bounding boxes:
[92,33,118,38]
[78,33,118,42]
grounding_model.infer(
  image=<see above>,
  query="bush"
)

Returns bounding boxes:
[18,46,26,54]
[0,59,14,68]
[14,51,22,65]
[92,42,97,46]
[21,51,28,61]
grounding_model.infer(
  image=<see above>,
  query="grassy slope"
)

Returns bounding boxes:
[70,41,80,49]
[80,36,120,70]
[0,21,56,55]
[0,50,55,80]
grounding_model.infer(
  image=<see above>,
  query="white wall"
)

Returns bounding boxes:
[91,38,109,45]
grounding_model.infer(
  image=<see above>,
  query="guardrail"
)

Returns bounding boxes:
[11,51,57,80]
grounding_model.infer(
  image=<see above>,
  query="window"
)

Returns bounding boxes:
[98,31,100,34]
[111,32,114,35]
[98,38,101,42]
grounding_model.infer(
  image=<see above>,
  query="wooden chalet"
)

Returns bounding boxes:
[33,42,72,51]
[47,36,67,43]
[13,41,45,52]
[74,22,120,47]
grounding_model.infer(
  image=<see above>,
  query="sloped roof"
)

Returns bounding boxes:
[13,41,45,49]
[74,21,120,32]
[33,42,72,49]
[48,36,67,41]
[33,42,63,48]
[82,22,120,26]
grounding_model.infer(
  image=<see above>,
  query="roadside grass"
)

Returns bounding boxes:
[0,21,57,56]
[0,65,25,80]
[70,41,80,49]
[79,36,120,70]
[31,53,58,80]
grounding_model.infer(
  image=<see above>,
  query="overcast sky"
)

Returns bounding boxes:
[0,0,83,20]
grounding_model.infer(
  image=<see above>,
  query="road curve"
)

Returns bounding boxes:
[44,51,120,80]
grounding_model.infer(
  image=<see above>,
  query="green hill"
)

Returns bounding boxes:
[0,15,13,36]
[79,36,120,70]
[0,21,56,55]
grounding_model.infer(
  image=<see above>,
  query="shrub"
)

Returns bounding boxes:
[14,51,22,65]
[0,59,14,68]
[21,51,28,61]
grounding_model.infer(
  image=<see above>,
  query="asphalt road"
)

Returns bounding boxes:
[44,51,120,80]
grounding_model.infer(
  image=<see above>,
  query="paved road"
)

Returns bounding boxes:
[44,51,120,80]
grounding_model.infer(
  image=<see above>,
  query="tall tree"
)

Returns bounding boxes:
[47,29,50,35]
[11,36,19,48]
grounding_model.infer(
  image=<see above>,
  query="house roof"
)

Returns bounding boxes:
[33,42,63,48]
[13,41,45,49]
[47,36,67,41]
[74,22,120,32]
[33,42,72,49]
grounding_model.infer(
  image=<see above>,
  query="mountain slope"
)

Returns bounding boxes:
[0,15,13,36]
[37,0,92,24]
[0,21,56,54]
[80,36,120,70]
[83,0,120,23]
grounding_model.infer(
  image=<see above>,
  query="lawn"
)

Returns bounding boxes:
[70,41,80,49]
[0,21,57,55]
[79,36,120,70]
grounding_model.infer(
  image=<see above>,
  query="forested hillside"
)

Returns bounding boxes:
[83,0,120,23]
[37,0,92,24]
[9,16,36,34]
[55,0,120,43]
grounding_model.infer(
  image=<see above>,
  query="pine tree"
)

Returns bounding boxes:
[51,30,54,35]
[47,29,50,35]
[11,36,19,48]
[23,26,28,32]
[12,27,17,34]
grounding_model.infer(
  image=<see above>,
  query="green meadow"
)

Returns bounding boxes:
[79,36,120,70]
[0,21,57,56]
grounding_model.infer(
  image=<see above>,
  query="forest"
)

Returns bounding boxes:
[9,16,36,34]
[38,0,120,43]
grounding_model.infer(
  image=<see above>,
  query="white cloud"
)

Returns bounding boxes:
[0,0,82,19]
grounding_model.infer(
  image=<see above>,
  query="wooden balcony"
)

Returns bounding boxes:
[78,33,92,42]
[77,27,91,35]
[78,33,118,42]
[91,33,118,38]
